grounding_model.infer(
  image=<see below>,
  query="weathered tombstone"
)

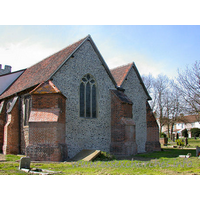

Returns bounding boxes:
[19,157,31,170]
[196,146,200,157]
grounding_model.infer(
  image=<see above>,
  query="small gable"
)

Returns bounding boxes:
[111,62,151,100]
[110,63,132,87]
[30,80,61,95]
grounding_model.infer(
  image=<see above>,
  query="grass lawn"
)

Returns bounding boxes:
[187,138,200,147]
[166,137,200,148]
[0,147,200,175]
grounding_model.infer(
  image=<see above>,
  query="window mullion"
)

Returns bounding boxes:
[84,82,86,118]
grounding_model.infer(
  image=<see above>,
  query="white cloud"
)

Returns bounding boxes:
[0,40,59,72]
[133,55,166,77]
[107,56,128,69]
[106,52,165,76]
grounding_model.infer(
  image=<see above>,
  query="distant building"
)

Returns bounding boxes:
[161,115,200,138]
[175,115,200,137]
[0,64,12,75]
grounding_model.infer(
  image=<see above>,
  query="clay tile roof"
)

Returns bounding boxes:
[0,35,88,100]
[111,62,151,100]
[30,80,61,95]
[110,63,132,86]
[178,115,200,123]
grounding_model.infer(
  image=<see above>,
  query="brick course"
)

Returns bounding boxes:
[110,90,137,155]
[26,82,67,161]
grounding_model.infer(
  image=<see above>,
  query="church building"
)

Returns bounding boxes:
[0,35,160,161]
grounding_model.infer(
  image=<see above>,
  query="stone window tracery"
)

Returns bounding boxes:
[80,74,97,118]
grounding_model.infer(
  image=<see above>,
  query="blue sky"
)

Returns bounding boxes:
[0,25,200,78]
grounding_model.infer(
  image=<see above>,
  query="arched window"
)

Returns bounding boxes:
[80,74,97,118]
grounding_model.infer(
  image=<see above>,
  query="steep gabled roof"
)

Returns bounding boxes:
[110,63,132,87]
[177,115,200,124]
[111,62,151,100]
[0,35,117,100]
[0,35,89,100]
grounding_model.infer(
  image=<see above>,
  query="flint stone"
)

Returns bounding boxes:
[19,157,31,169]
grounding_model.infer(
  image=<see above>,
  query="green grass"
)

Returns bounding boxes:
[163,137,200,148]
[188,138,200,147]
[1,148,200,175]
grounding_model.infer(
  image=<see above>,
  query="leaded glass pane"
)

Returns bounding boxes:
[80,82,85,117]
[82,78,87,82]
[87,74,90,80]
[92,85,96,118]
[86,82,91,117]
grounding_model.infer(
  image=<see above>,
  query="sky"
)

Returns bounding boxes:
[0,25,200,78]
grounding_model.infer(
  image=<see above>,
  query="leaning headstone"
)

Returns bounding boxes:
[196,146,200,157]
[19,157,31,170]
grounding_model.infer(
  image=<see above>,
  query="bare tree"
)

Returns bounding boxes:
[177,61,200,119]
[143,74,170,134]
[143,74,185,138]
[167,80,184,139]
[142,74,157,111]
[153,74,170,134]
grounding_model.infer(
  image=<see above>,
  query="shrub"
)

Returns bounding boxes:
[175,139,184,146]
[191,128,200,138]
[182,128,188,138]
[93,151,116,161]
[160,133,167,138]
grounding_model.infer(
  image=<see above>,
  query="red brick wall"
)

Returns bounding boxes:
[32,94,64,109]
[145,102,161,151]
[26,93,67,161]
[3,99,20,154]
[0,101,6,153]
[110,90,137,156]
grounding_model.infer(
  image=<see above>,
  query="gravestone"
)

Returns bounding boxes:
[196,146,200,157]
[19,157,31,169]
[71,149,101,161]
